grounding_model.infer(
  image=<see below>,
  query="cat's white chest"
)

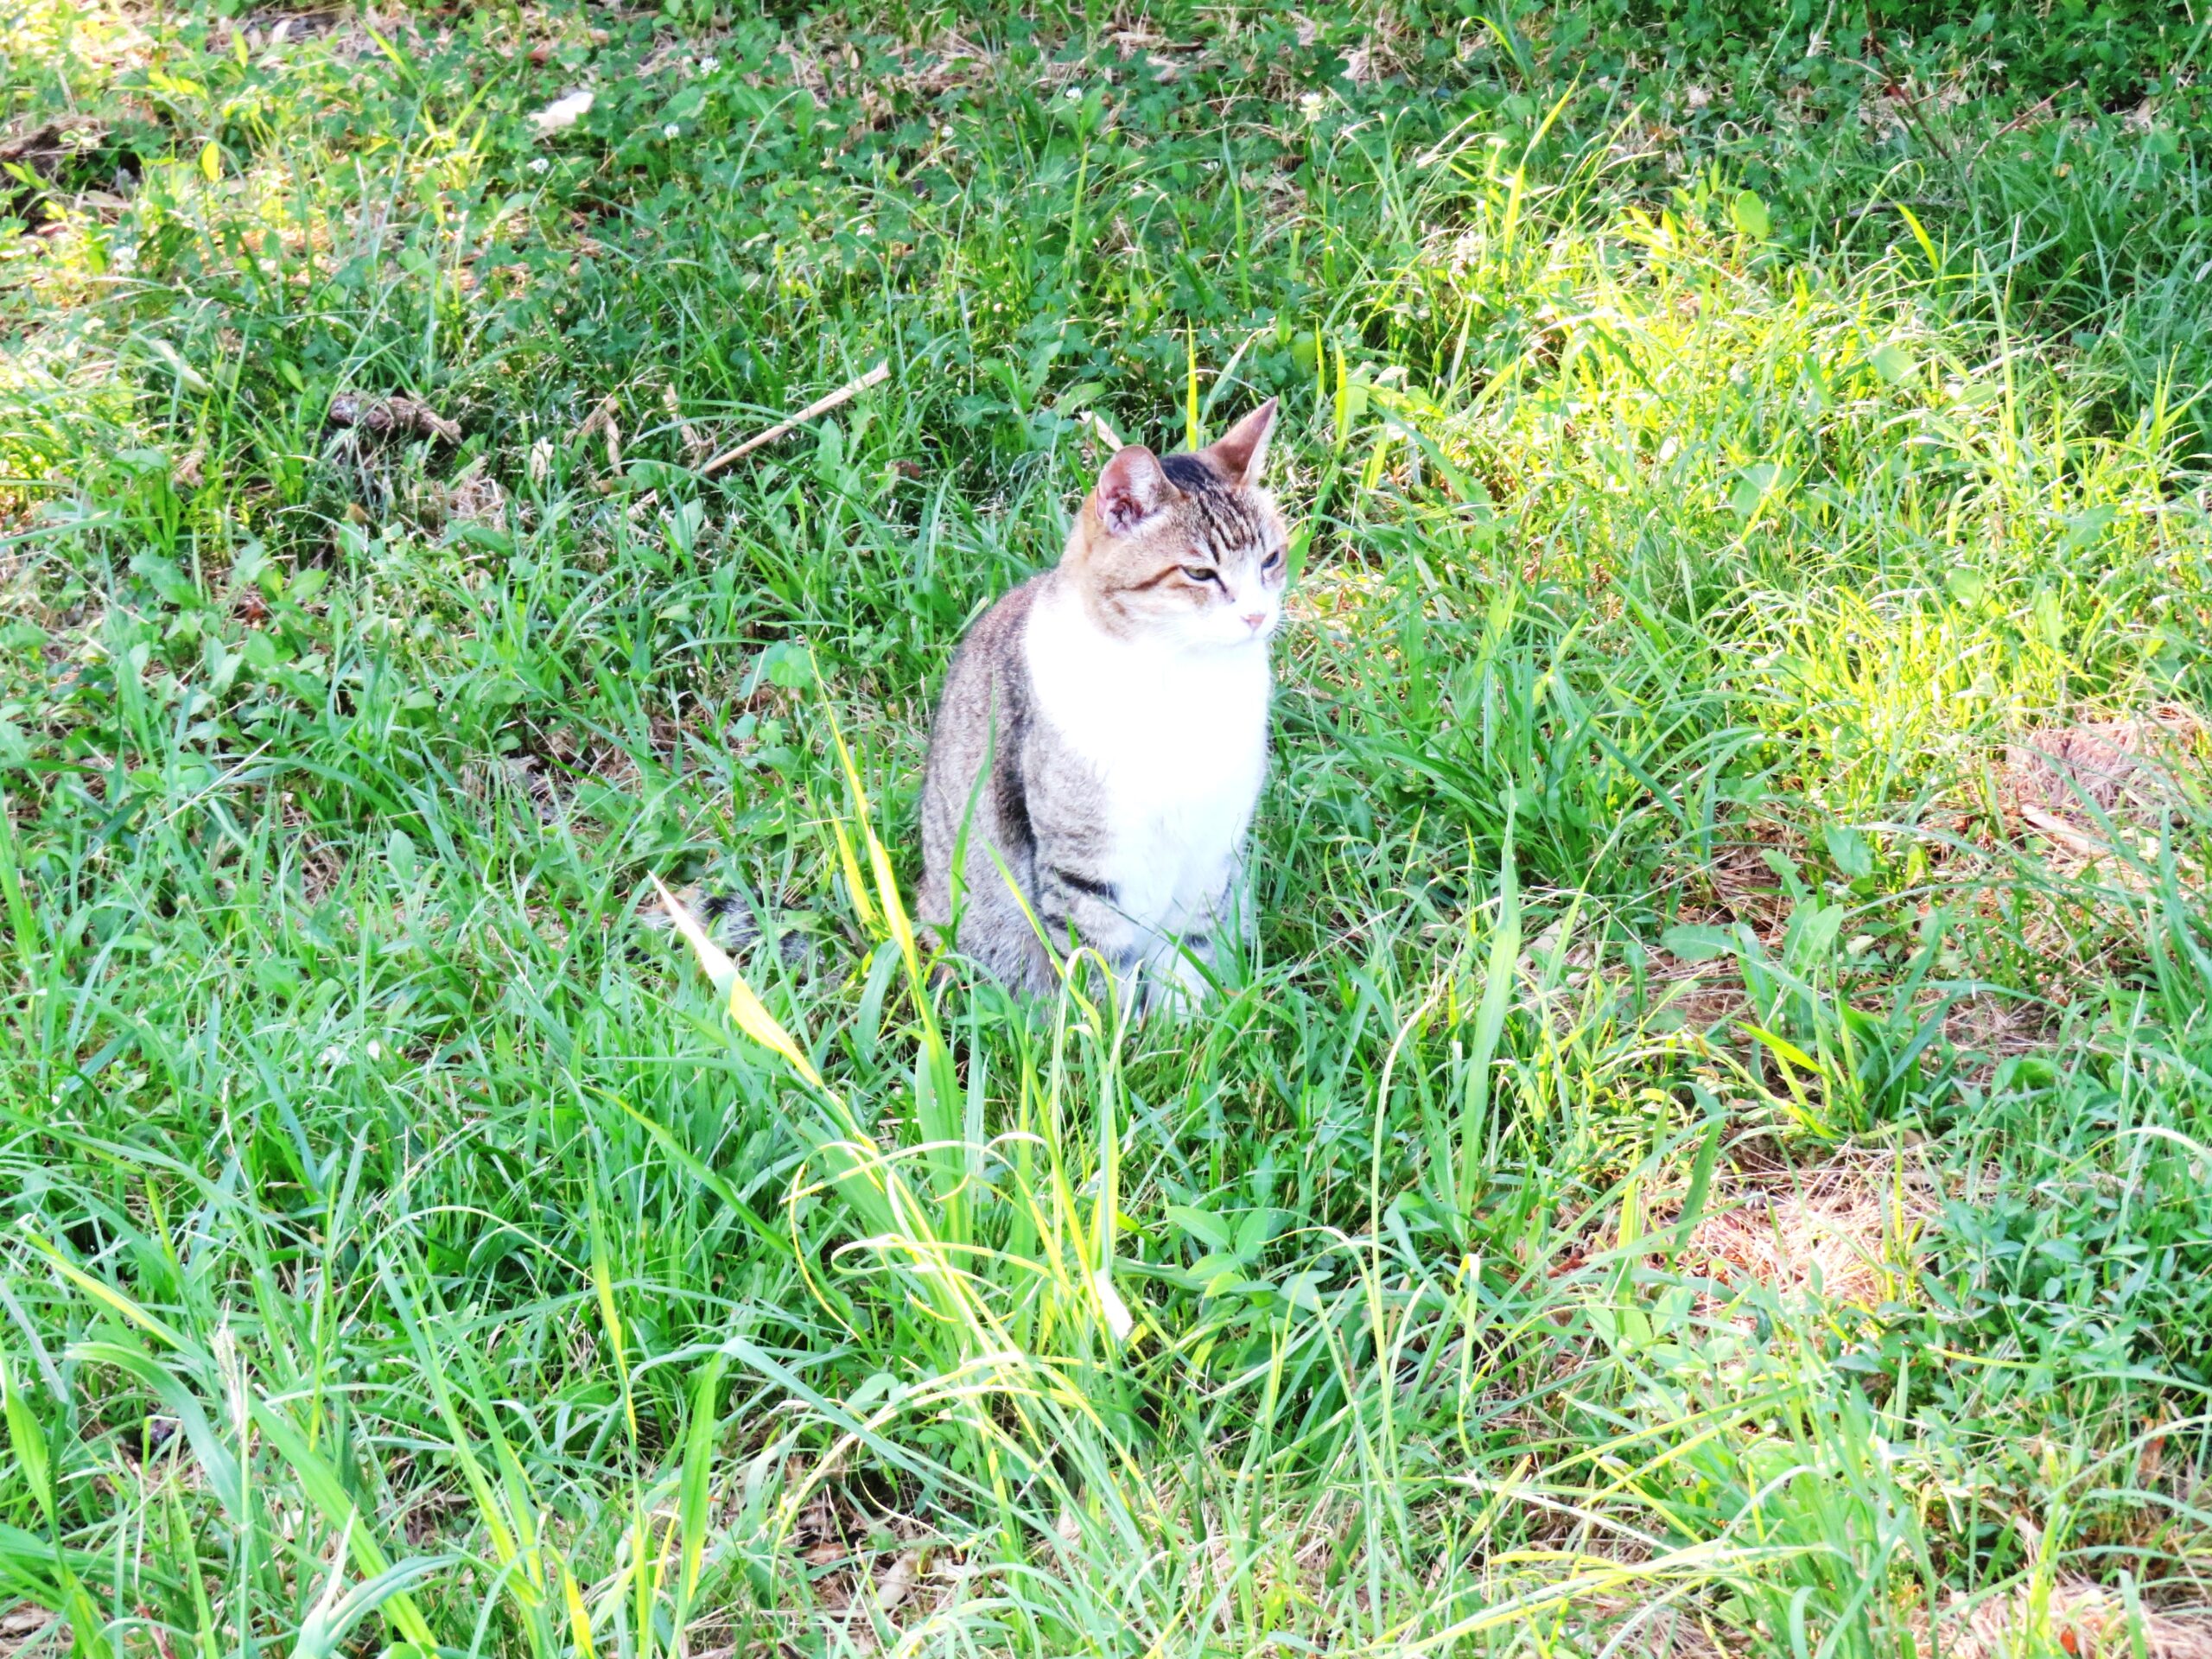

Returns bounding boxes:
[1025,591,1270,927]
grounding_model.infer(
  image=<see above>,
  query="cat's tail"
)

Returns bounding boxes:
[641,881,817,965]
[645,879,960,993]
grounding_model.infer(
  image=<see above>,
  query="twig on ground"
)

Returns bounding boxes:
[620,365,893,519]
[1860,29,1958,165]
[700,362,890,476]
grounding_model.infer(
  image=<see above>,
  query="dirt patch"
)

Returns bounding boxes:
[2000,709,2208,892]
[277,792,346,906]
[2005,709,2202,830]
[0,1604,56,1656]
[1926,1580,2212,1659]
[1681,1147,1940,1311]
[1941,989,2057,1074]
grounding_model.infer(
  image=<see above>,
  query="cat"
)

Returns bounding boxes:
[918,398,1287,1012]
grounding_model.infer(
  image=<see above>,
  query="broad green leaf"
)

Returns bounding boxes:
[1824,826,1872,881]
[1164,1205,1232,1252]
[1660,925,1738,963]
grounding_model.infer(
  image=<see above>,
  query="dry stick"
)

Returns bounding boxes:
[700,361,890,476]
[1971,84,2075,167]
[1861,29,1956,166]
[623,362,891,521]
[2014,804,2207,893]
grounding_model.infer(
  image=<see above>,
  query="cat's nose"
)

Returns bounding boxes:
[1242,611,1268,632]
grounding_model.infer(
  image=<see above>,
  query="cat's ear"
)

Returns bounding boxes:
[1205,397,1278,486]
[1096,445,1173,535]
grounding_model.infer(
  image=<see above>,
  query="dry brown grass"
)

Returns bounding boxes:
[1999,709,2209,892]
[0,1604,55,1658]
[1925,1580,2212,1659]
[1941,989,2057,1073]
[1681,1146,1940,1312]
[2004,711,2203,829]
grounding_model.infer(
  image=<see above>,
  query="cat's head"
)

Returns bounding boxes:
[1065,399,1287,651]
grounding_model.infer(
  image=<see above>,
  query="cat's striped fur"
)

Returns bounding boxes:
[918,399,1287,1011]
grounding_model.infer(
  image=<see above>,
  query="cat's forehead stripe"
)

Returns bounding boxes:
[1192,487,1264,556]
[1160,452,1221,493]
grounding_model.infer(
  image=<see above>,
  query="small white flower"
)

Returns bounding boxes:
[1065,86,1083,101]
[529,156,550,174]
[938,124,955,140]
[1299,91,1325,120]
[663,122,680,139]
[696,54,720,75]
[366,1039,385,1060]
[318,1045,346,1069]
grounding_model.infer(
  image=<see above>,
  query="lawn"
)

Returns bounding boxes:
[6,1,2212,1654]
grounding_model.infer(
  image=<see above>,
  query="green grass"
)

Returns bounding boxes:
[6,3,2212,1655]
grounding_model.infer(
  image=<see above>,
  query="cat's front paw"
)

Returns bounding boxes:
[1134,946,1217,1020]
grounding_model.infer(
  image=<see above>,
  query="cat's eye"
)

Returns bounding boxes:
[1262,548,1285,571]
[1183,566,1219,584]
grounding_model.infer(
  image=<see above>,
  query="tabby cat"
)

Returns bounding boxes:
[918,399,1287,1010]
